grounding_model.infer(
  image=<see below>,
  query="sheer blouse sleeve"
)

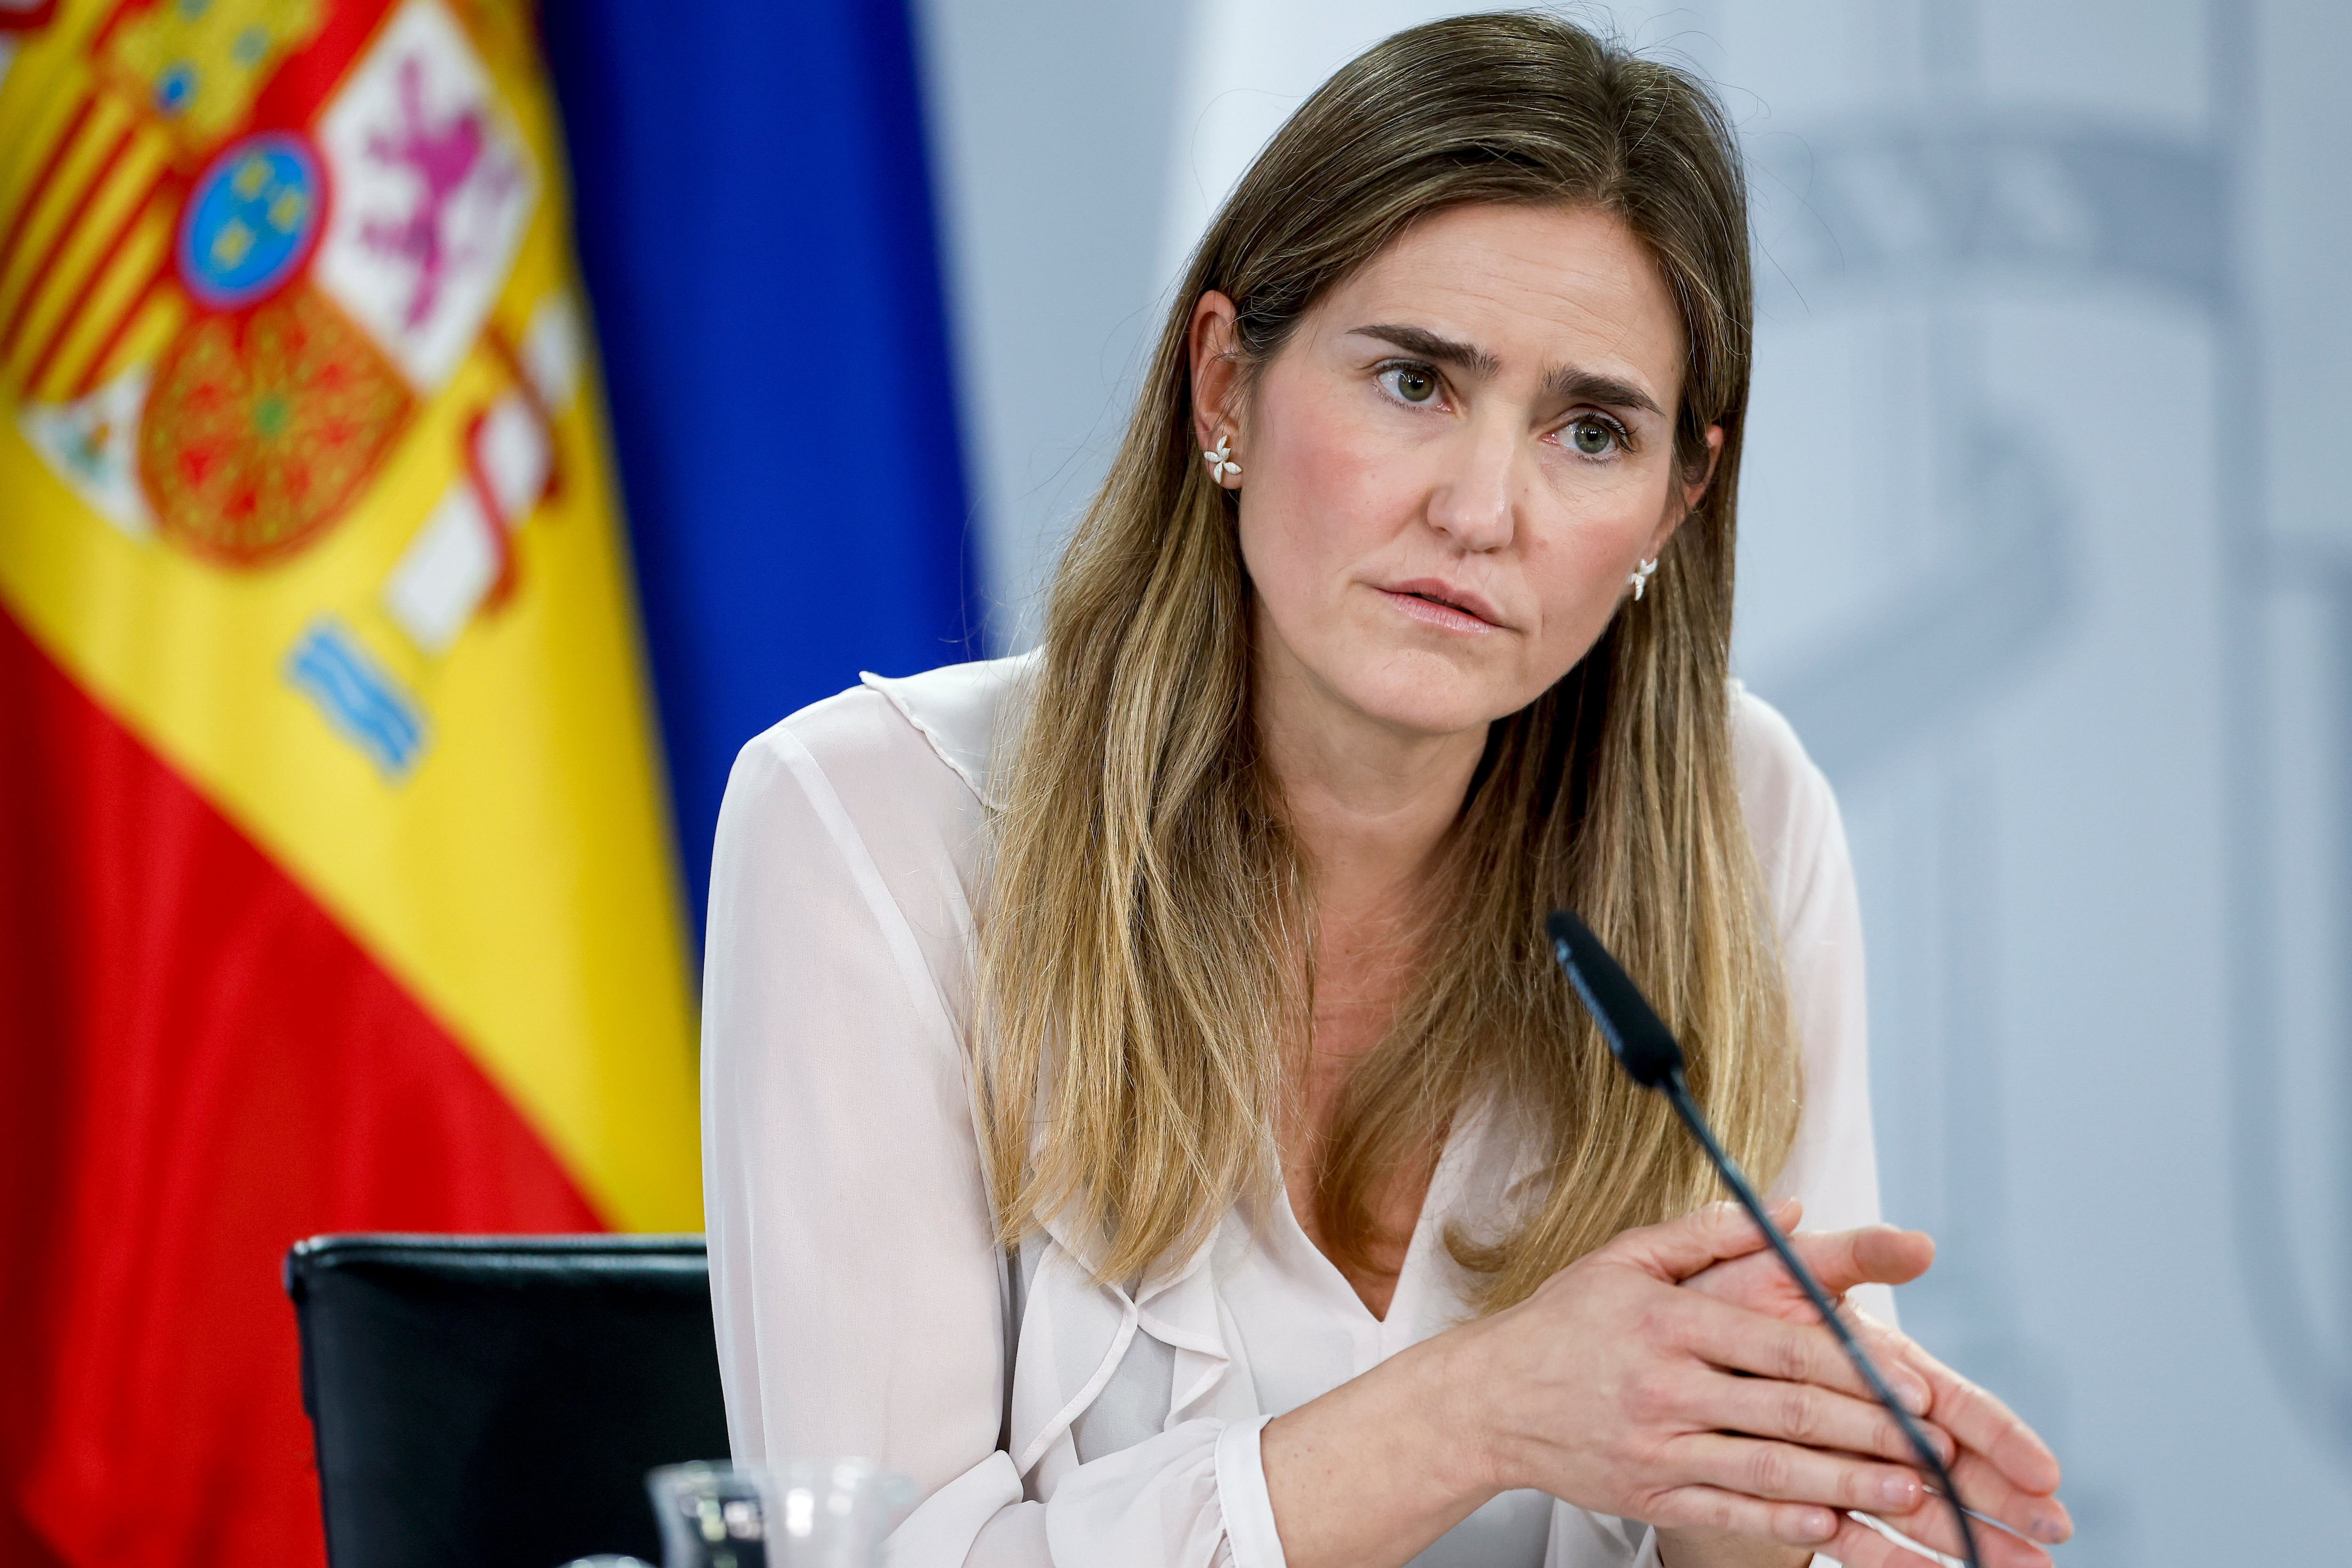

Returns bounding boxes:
[701,685,1282,1568]
[700,690,1019,1553]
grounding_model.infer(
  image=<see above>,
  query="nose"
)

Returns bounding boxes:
[1424,415,1518,553]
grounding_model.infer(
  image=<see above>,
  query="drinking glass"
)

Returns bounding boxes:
[647,1458,916,1568]
[647,1462,772,1568]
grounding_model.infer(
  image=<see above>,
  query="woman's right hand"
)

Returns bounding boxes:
[1437,1201,1956,1556]
[1681,1207,2069,1568]
[1264,1200,1960,1568]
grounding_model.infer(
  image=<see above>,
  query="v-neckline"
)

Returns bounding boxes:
[1272,1108,1482,1329]
[1275,1189,1418,1325]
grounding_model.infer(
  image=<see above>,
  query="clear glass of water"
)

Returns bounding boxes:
[647,1459,915,1568]
[647,1462,773,1568]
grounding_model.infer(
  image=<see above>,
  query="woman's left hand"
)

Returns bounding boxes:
[1675,1201,2072,1568]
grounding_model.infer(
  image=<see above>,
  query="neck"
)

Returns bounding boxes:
[1255,617,1477,1295]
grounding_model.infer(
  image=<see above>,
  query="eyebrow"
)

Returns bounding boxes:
[1349,323,1665,417]
[1353,323,1499,379]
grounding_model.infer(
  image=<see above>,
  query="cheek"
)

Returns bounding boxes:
[1235,382,1406,602]
[1520,479,1667,650]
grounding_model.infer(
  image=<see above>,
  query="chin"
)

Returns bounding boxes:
[1335,661,1518,739]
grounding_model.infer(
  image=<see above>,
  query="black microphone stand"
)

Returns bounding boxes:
[1547,910,1980,1568]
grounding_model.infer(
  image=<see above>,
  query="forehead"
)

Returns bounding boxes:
[1306,203,1686,392]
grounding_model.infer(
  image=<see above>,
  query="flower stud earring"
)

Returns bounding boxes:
[1203,434,1241,484]
[1629,557,1660,600]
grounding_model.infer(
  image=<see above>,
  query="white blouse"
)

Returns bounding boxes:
[701,654,1888,1568]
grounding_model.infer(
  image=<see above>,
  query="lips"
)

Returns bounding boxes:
[1378,577,1506,632]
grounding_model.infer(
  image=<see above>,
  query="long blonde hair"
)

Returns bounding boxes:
[977,12,1798,1311]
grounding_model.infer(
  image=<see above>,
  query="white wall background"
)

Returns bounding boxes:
[911,2,2352,1560]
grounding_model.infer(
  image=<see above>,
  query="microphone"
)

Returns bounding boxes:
[1546,909,1981,1568]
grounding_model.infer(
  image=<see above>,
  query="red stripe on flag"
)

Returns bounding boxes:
[0,606,609,1568]
[69,254,172,398]
[20,170,172,393]
[0,92,100,286]
[247,0,399,135]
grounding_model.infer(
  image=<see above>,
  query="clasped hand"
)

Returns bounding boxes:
[1443,1199,2070,1568]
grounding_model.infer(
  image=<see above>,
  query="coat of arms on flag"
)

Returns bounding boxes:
[5,0,592,722]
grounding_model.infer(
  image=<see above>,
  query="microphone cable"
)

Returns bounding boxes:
[1547,909,1981,1568]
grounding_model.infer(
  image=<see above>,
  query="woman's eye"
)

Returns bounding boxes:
[1566,417,1620,457]
[1382,365,1438,404]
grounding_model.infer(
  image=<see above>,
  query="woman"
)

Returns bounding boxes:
[703,15,2069,1568]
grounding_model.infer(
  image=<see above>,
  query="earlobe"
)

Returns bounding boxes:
[1642,425,1724,566]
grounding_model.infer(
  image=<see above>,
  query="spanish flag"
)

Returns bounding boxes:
[0,2,699,1563]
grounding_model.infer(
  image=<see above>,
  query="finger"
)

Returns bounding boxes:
[1789,1225,1935,1302]
[1676,1292,1931,1413]
[1645,1484,1843,1550]
[1693,1369,1955,1468]
[1932,1449,2073,1548]
[1674,1432,1931,1517]
[1832,1326,2069,1552]
[1863,1496,2056,1568]
[1868,1330,2062,1494]
[1608,1200,1791,1283]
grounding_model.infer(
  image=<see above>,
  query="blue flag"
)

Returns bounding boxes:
[545,0,977,941]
